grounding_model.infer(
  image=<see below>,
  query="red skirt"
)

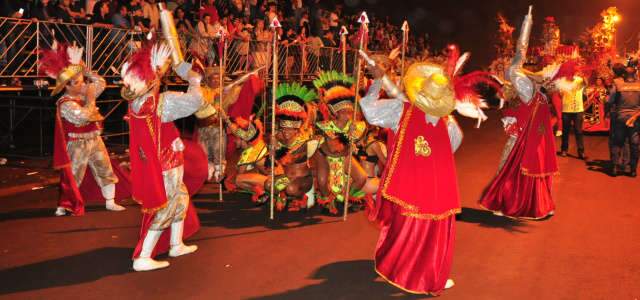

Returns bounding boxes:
[374,199,455,296]
[479,133,556,219]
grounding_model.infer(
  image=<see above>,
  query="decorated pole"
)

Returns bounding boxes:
[342,12,369,221]
[400,20,409,82]
[269,17,281,220]
[217,27,227,202]
[340,26,349,74]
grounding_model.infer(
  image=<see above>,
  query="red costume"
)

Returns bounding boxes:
[121,42,205,271]
[479,6,558,220]
[41,43,129,216]
[360,45,494,294]
[479,93,558,219]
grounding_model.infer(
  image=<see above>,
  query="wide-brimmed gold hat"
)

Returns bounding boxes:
[403,62,455,117]
[52,64,84,95]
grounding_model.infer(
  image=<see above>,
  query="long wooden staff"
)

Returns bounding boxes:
[342,12,369,221]
[340,26,348,74]
[217,28,226,202]
[400,20,409,83]
[269,17,282,220]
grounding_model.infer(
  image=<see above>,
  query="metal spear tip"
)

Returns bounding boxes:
[358,12,370,24]
[269,17,281,29]
[401,20,409,32]
[340,26,349,36]
[528,5,533,16]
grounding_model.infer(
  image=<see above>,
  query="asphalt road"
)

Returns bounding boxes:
[1,111,639,300]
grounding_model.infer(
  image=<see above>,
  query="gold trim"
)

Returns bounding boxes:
[521,167,559,177]
[374,264,441,296]
[380,104,420,212]
[477,203,555,221]
[401,208,461,220]
[138,199,168,214]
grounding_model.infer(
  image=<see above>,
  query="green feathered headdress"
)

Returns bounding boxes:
[312,71,355,91]
[275,83,317,127]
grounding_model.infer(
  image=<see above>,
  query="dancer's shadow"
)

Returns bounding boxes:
[249,260,430,300]
[0,205,106,222]
[586,159,615,176]
[193,192,328,231]
[0,247,131,295]
[456,207,529,233]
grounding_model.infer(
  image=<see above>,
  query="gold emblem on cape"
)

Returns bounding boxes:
[414,136,431,157]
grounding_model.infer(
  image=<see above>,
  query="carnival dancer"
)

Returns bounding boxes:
[121,43,204,271]
[356,125,387,179]
[479,6,559,220]
[359,43,495,294]
[224,114,270,203]
[40,43,127,216]
[194,65,262,183]
[312,71,377,215]
[265,82,320,211]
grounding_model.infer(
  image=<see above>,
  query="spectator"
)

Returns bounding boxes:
[142,0,159,29]
[322,30,336,48]
[111,5,130,29]
[0,0,23,18]
[31,0,56,21]
[199,0,219,24]
[54,0,74,23]
[266,3,276,25]
[229,0,243,19]
[174,7,193,34]
[128,0,146,31]
[197,14,217,38]
[91,1,111,27]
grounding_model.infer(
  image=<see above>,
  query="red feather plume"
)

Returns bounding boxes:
[445,44,460,78]
[39,44,70,79]
[453,71,502,106]
[126,46,155,83]
[552,60,578,81]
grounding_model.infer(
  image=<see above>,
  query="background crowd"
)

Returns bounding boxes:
[0,0,431,59]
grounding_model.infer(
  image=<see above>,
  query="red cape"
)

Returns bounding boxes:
[54,109,130,216]
[226,75,264,155]
[129,96,206,258]
[378,103,460,220]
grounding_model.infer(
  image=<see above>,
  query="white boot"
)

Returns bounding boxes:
[54,207,66,216]
[105,199,126,211]
[445,279,455,289]
[133,230,170,271]
[207,162,215,182]
[169,221,198,257]
[102,184,125,211]
[213,162,226,183]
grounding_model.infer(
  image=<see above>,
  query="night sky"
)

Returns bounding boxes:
[343,0,640,68]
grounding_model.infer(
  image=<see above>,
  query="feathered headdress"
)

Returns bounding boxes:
[313,71,355,117]
[39,42,85,95]
[120,43,172,100]
[275,83,316,128]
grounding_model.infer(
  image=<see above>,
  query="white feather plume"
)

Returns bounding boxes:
[454,52,470,77]
[151,43,172,72]
[67,45,84,65]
